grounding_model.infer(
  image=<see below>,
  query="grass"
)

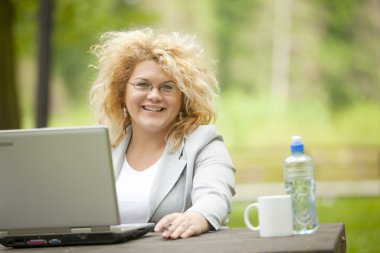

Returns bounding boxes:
[215,91,380,148]
[229,197,380,253]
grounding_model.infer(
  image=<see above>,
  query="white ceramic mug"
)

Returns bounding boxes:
[244,195,294,237]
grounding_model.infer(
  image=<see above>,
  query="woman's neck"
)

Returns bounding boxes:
[125,126,167,171]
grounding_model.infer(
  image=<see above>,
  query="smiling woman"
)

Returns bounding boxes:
[89,28,218,151]
[88,28,235,240]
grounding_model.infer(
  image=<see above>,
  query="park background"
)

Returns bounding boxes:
[1,0,379,252]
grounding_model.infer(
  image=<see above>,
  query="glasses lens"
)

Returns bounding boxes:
[134,82,151,91]
[159,82,177,94]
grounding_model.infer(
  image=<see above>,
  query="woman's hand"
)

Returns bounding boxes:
[154,211,210,239]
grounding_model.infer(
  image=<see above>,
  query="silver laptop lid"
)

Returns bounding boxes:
[0,126,119,232]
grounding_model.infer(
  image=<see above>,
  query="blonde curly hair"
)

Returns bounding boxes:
[89,28,219,151]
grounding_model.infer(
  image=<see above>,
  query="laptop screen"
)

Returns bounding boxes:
[0,126,120,231]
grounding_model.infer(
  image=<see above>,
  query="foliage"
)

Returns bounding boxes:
[12,0,157,101]
[229,197,380,253]
[212,0,258,90]
[52,0,157,98]
[11,0,38,57]
[315,0,380,110]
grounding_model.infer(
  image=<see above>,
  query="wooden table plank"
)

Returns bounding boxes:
[0,223,346,253]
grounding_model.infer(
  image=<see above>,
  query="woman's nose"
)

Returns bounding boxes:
[146,87,163,100]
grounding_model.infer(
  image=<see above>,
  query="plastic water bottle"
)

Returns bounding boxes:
[283,136,318,235]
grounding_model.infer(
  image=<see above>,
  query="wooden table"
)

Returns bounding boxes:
[0,223,346,253]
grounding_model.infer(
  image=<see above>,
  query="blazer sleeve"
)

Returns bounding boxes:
[184,125,236,230]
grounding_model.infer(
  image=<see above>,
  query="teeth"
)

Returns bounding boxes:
[144,106,163,112]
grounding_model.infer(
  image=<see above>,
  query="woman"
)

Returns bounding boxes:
[89,28,235,239]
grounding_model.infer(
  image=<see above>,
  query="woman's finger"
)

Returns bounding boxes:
[167,220,190,239]
[154,213,178,232]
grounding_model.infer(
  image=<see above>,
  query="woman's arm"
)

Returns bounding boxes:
[154,128,235,239]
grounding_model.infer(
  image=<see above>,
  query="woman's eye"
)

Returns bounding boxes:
[135,82,151,90]
[161,84,174,92]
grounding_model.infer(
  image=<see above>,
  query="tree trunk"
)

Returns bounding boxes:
[271,0,293,106]
[36,0,53,127]
[0,0,21,130]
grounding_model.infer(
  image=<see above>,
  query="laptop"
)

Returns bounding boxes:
[0,126,154,248]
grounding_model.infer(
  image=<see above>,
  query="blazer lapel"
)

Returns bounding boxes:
[111,127,132,180]
[148,141,187,219]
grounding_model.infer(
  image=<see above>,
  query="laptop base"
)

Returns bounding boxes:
[0,224,154,248]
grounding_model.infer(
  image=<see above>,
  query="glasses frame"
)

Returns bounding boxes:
[128,81,180,95]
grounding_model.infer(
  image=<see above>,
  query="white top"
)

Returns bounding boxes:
[116,157,159,224]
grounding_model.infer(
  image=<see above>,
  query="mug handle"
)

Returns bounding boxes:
[244,203,260,231]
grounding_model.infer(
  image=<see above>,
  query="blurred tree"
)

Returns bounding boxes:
[51,0,156,100]
[316,0,380,110]
[271,0,293,105]
[10,0,156,127]
[0,0,21,130]
[212,0,257,91]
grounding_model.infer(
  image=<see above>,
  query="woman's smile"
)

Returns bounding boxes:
[142,105,165,112]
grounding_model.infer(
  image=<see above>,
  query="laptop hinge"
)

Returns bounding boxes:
[70,228,92,234]
[0,231,9,238]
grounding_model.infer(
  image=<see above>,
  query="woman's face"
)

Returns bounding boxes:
[125,60,182,137]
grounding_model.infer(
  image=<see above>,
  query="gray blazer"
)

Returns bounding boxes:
[112,125,235,230]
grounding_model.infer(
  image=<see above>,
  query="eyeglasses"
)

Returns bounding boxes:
[128,81,179,95]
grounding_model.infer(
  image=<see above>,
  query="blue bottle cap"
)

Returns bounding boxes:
[291,135,304,153]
